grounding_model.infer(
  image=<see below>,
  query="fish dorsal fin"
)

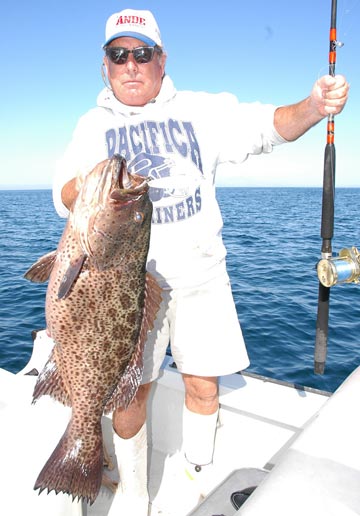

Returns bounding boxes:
[141,272,163,340]
[58,255,86,299]
[104,273,162,413]
[24,250,58,283]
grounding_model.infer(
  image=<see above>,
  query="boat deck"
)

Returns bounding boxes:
[86,357,330,516]
[0,331,331,516]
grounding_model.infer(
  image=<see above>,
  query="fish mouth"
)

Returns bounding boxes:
[109,154,149,204]
[73,154,151,261]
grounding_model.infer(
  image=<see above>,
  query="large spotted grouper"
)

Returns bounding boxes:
[24,154,162,504]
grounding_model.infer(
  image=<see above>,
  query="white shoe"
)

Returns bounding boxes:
[152,451,218,515]
[108,492,149,515]
[148,451,199,515]
[184,462,215,497]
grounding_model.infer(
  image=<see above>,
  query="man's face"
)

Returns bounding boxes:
[103,37,167,107]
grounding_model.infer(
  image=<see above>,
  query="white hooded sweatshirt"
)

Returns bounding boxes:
[53,76,286,289]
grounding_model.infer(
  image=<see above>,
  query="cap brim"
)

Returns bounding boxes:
[103,31,157,48]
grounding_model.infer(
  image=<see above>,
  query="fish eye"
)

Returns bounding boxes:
[134,211,144,224]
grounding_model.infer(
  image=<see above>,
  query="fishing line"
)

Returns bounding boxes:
[315,0,359,80]
[337,0,360,39]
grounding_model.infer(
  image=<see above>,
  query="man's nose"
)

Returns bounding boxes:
[125,54,139,71]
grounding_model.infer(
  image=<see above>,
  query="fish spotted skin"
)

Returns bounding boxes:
[24,155,162,504]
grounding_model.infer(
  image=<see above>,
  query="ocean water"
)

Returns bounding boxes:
[1,188,359,393]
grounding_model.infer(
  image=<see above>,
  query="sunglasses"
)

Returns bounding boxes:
[105,46,160,65]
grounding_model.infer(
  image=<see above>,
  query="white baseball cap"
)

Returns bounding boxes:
[103,9,162,48]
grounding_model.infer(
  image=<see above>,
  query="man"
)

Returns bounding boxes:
[53,8,349,515]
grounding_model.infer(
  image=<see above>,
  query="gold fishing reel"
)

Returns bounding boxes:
[317,247,360,287]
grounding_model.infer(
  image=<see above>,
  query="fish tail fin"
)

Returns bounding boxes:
[34,420,103,505]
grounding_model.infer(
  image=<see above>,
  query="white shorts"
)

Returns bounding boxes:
[141,273,250,383]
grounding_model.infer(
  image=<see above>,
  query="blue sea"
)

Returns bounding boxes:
[1,188,360,393]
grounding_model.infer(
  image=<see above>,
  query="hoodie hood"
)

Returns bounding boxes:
[97,75,177,116]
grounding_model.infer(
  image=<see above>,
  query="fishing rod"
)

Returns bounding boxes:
[315,3,360,373]
[314,0,340,375]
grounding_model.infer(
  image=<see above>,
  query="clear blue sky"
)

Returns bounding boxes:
[0,0,359,188]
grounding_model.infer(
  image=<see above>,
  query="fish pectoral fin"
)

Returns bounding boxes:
[24,250,57,283]
[58,254,86,299]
